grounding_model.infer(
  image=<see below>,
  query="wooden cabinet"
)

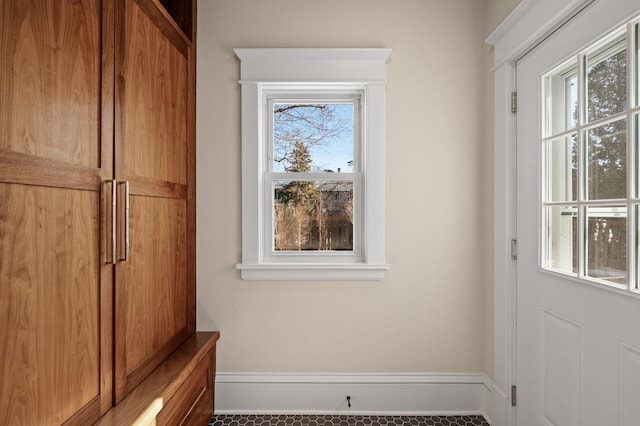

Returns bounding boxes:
[0,0,210,424]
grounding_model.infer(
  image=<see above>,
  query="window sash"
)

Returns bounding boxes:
[263,92,364,263]
[266,95,362,174]
[541,19,640,291]
[263,173,363,262]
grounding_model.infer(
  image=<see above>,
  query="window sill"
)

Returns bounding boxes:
[236,262,390,281]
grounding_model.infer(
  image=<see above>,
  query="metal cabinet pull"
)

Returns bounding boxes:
[124,180,130,261]
[118,181,130,262]
[103,180,117,264]
[112,180,117,264]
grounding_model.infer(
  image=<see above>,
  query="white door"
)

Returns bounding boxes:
[516,1,640,425]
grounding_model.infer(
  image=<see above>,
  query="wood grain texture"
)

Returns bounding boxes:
[119,0,188,185]
[0,0,101,168]
[186,1,197,335]
[0,148,101,191]
[0,0,115,423]
[130,175,188,199]
[96,332,219,426]
[123,196,188,370]
[113,0,196,403]
[114,195,189,399]
[155,353,210,425]
[0,184,101,425]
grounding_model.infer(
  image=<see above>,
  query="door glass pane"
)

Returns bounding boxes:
[586,119,627,200]
[546,63,579,135]
[636,114,640,198]
[636,23,640,107]
[273,103,354,173]
[586,34,627,123]
[586,205,627,284]
[636,205,640,290]
[274,180,353,251]
[546,134,577,202]
[546,205,578,274]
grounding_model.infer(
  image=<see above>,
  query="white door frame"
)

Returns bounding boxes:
[486,1,597,425]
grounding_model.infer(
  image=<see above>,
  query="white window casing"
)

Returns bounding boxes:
[234,48,391,281]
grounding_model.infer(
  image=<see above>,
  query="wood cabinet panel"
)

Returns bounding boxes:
[115,194,189,398]
[0,0,101,168]
[0,184,101,425]
[0,0,114,423]
[119,0,188,185]
[113,0,195,402]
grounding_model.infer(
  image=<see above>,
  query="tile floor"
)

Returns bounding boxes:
[209,415,490,426]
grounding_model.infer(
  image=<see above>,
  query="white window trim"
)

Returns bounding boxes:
[234,48,391,281]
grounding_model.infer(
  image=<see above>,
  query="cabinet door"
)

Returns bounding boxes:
[114,0,195,401]
[0,0,115,424]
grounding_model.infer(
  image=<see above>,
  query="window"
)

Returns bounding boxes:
[269,96,359,256]
[542,19,640,290]
[234,49,391,280]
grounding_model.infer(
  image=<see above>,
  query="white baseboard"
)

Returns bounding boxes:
[215,372,493,423]
[489,383,511,426]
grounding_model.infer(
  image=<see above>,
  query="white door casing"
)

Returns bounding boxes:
[489,1,640,425]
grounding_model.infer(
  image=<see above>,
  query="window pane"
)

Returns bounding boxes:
[586,205,627,284]
[586,34,627,123]
[637,24,640,107]
[635,205,640,290]
[547,64,578,135]
[273,103,354,173]
[636,114,640,198]
[586,119,627,200]
[546,205,578,274]
[273,180,353,251]
[546,134,577,202]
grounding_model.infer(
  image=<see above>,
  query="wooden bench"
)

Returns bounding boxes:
[96,332,220,426]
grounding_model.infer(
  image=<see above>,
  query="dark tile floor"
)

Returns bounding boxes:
[209,415,490,426]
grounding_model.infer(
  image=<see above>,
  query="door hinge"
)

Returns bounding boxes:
[511,239,518,260]
[511,91,517,113]
[511,385,517,407]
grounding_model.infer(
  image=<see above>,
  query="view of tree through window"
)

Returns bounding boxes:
[271,103,356,251]
[544,31,633,286]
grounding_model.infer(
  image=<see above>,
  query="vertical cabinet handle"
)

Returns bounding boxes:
[104,180,131,263]
[118,181,130,262]
[112,180,117,264]
[103,180,117,264]
[124,180,130,261]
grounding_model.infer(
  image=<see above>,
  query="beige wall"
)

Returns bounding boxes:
[196,0,512,376]
[485,0,521,37]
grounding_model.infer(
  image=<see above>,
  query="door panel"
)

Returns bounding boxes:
[0,0,113,424]
[0,0,101,168]
[516,1,640,424]
[123,196,188,373]
[121,0,188,185]
[114,0,192,401]
[0,184,100,424]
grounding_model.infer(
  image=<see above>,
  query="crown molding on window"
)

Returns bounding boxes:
[233,48,391,83]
